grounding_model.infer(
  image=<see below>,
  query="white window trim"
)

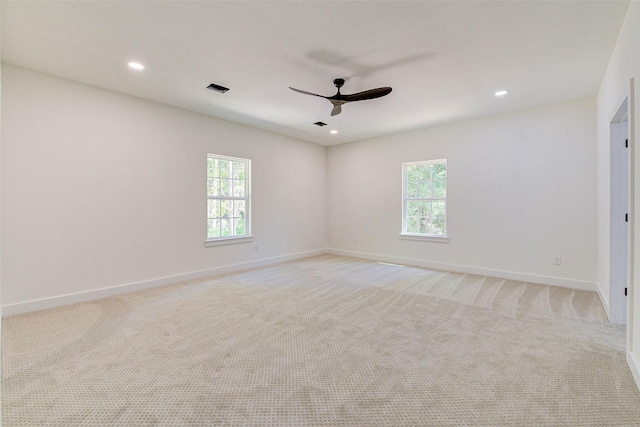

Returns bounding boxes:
[204,235,253,247]
[399,234,449,243]
[401,158,448,240]
[205,154,251,244]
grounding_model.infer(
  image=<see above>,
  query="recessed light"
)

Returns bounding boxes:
[330,130,338,134]
[128,62,144,70]
[495,90,509,97]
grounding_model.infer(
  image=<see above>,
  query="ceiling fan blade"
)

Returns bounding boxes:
[289,87,326,99]
[342,87,392,102]
[290,80,391,116]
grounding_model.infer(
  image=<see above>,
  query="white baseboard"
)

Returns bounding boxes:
[628,350,640,393]
[1,249,325,317]
[595,282,611,321]
[2,248,600,317]
[327,248,598,292]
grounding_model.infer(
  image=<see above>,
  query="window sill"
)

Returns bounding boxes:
[204,236,253,247]
[399,234,449,243]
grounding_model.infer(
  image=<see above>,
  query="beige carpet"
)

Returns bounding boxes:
[3,254,640,426]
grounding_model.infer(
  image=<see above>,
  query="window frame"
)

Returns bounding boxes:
[401,158,449,242]
[205,154,252,246]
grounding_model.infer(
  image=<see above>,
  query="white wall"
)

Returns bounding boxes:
[0,28,3,424]
[0,65,327,312]
[327,98,597,290]
[597,0,640,392]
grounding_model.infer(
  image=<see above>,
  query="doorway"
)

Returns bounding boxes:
[610,98,629,325]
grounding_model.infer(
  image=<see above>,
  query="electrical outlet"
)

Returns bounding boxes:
[553,256,562,266]
[353,238,357,244]
[254,245,258,252]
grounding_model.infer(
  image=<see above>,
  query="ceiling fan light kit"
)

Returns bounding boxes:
[290,78,392,116]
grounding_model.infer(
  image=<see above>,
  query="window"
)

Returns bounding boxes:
[402,159,447,238]
[207,154,250,241]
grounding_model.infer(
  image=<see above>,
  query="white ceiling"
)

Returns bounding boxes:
[1,1,630,146]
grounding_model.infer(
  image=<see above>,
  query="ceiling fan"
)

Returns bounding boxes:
[289,78,392,116]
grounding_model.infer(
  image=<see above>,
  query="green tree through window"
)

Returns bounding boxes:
[207,154,251,239]
[402,159,447,236]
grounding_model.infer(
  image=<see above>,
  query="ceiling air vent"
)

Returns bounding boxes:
[206,83,229,93]
[314,121,327,127]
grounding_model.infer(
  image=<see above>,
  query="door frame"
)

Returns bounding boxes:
[610,97,630,325]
